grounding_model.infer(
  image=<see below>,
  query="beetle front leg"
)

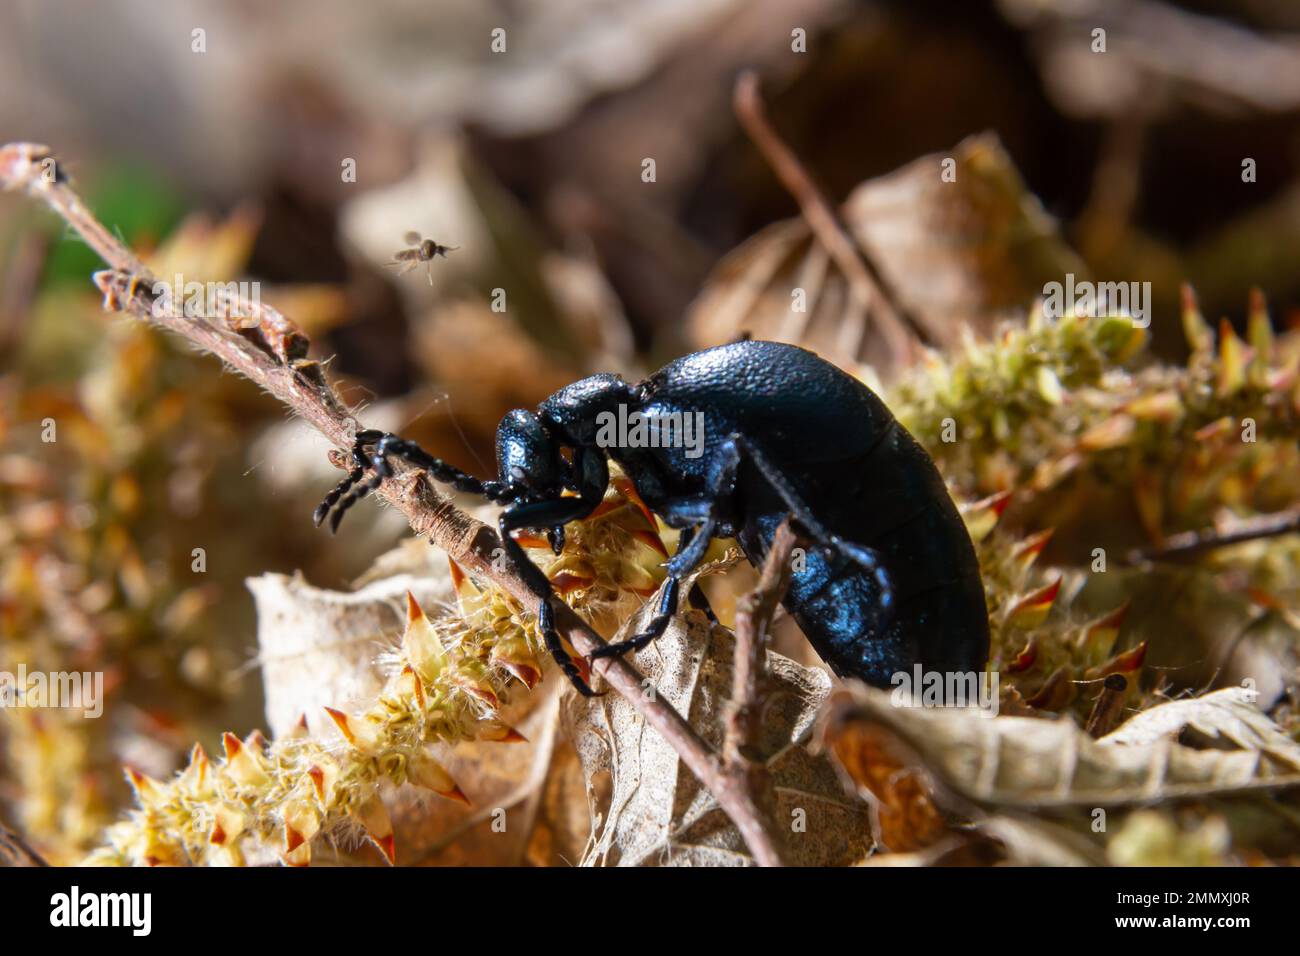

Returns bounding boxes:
[495,448,609,695]
[314,430,513,532]
[313,429,384,528]
[498,497,604,697]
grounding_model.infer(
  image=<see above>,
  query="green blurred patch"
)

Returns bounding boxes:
[39,163,185,289]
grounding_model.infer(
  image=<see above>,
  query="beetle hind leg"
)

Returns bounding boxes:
[823,536,893,608]
[724,434,895,610]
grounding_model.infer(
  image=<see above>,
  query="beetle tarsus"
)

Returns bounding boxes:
[537,599,601,696]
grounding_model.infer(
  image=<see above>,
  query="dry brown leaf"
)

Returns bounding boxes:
[826,707,955,852]
[824,683,1300,814]
[1100,686,1300,771]
[411,299,578,442]
[563,587,871,866]
[843,133,1086,350]
[686,133,1083,373]
[393,686,591,867]
[341,134,632,385]
[973,815,1106,866]
[250,554,587,865]
[248,569,455,740]
[523,735,595,867]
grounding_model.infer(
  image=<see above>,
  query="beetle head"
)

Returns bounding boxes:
[496,409,565,497]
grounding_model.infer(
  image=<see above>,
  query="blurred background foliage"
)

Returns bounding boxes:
[3,0,1300,862]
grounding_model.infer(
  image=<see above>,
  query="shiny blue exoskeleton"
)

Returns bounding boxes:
[316,340,990,694]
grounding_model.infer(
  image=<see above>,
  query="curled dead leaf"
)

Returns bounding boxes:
[824,708,952,853]
[825,683,1300,815]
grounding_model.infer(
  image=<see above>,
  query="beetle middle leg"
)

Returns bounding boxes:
[592,434,895,664]
[499,502,599,696]
[590,520,717,660]
[495,447,609,696]
[686,581,718,623]
[589,439,750,662]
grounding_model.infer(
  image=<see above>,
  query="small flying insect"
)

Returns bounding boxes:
[389,231,459,284]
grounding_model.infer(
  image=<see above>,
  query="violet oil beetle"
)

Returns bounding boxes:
[315,340,990,695]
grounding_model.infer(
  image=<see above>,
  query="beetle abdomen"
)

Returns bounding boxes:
[730,392,989,687]
[642,339,988,686]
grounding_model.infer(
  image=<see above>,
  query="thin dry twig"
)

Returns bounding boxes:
[732,71,920,364]
[1125,506,1300,565]
[1084,673,1130,738]
[1010,0,1300,114]
[0,816,48,867]
[722,517,801,866]
[0,141,788,866]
